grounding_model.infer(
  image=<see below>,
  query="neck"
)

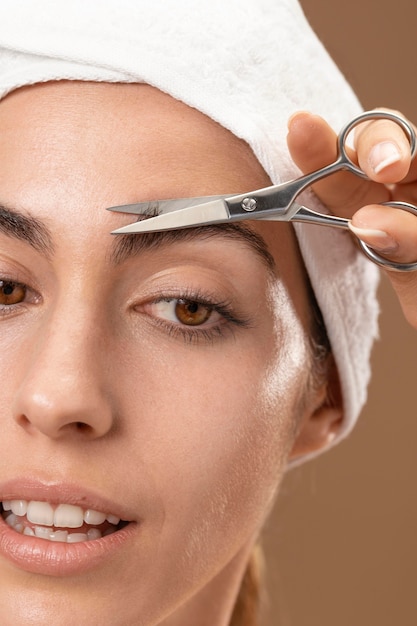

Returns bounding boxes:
[158,539,255,626]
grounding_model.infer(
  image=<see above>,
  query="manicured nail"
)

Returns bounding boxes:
[287,110,311,130]
[348,223,398,253]
[368,141,401,174]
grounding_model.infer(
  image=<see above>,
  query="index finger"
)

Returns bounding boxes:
[287,111,390,218]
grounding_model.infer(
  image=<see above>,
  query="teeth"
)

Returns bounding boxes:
[34,525,52,540]
[10,500,27,517]
[2,500,121,530]
[27,501,54,526]
[4,513,105,543]
[87,528,101,541]
[54,504,84,528]
[5,513,17,527]
[67,533,88,543]
[1,497,125,544]
[49,530,69,542]
[84,509,106,525]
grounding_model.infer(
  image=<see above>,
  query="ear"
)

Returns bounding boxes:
[289,354,344,460]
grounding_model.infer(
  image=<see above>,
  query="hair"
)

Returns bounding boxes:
[230,286,331,626]
[230,543,264,626]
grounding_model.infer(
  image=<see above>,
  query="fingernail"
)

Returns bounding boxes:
[368,141,401,174]
[287,110,309,130]
[348,223,398,253]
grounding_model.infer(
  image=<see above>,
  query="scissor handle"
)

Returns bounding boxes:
[357,201,417,271]
[337,110,417,178]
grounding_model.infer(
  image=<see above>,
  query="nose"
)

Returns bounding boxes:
[12,306,115,440]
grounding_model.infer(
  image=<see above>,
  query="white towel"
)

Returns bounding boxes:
[0,0,380,463]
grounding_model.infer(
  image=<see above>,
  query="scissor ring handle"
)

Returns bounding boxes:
[357,201,417,272]
[337,110,417,178]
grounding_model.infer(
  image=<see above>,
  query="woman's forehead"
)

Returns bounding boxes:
[0,82,272,209]
[1,83,263,168]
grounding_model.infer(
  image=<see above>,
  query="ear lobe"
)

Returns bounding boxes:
[289,355,344,460]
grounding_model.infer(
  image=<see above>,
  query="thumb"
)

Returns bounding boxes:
[350,204,417,328]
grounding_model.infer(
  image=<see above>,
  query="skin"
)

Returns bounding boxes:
[0,83,340,625]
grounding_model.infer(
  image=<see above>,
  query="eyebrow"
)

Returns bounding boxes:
[0,204,54,255]
[0,203,275,271]
[110,222,276,270]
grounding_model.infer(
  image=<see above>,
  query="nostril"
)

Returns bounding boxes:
[14,414,32,430]
[76,422,90,432]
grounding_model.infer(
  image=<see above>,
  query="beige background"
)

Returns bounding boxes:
[263,1,417,625]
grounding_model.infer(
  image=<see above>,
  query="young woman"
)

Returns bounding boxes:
[0,1,415,624]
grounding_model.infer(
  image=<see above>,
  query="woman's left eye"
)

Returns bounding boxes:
[138,292,250,344]
[0,280,27,305]
[149,298,219,327]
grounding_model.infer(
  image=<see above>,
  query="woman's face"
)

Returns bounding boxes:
[0,83,325,625]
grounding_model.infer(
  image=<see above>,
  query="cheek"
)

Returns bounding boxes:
[119,279,310,567]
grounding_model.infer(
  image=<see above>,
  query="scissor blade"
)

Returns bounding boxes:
[112,199,231,234]
[108,195,226,215]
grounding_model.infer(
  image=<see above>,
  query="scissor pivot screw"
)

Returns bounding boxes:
[241,197,257,212]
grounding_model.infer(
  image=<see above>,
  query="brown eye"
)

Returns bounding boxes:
[175,299,212,326]
[0,280,26,305]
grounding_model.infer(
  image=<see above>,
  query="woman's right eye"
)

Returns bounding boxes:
[0,280,27,306]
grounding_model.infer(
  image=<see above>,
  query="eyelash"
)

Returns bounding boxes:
[139,289,251,345]
[0,277,252,345]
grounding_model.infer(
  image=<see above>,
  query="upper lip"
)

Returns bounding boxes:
[0,478,136,522]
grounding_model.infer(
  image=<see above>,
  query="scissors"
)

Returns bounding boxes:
[109,110,417,272]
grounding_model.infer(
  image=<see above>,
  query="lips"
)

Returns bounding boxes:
[0,481,138,575]
[2,499,126,543]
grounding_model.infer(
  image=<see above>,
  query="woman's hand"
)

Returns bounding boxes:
[287,110,417,329]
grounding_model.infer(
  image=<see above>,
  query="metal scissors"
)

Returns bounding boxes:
[109,110,417,272]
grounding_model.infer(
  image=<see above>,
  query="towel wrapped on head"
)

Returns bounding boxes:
[0,0,380,463]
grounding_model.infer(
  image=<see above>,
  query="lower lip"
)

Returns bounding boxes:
[0,514,137,576]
